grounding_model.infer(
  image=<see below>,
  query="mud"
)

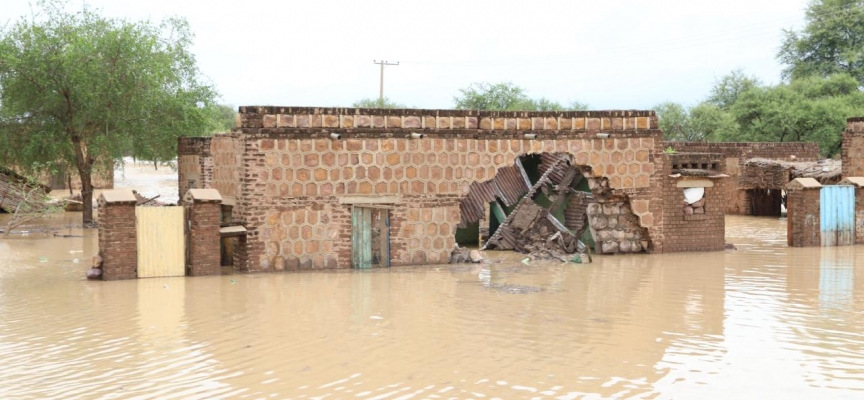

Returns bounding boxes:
[2,165,864,398]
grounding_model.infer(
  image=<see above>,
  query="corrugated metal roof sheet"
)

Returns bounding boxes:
[459,181,498,228]
[564,192,594,232]
[538,153,571,184]
[493,166,529,207]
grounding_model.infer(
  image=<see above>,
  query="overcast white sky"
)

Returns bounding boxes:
[4,0,811,110]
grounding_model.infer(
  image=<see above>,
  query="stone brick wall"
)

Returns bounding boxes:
[185,194,222,276]
[210,135,242,203]
[786,185,821,247]
[178,137,212,204]
[666,142,820,215]
[660,178,727,253]
[238,107,658,133]
[657,152,727,253]
[586,200,648,253]
[842,117,864,178]
[97,195,137,280]
[202,107,672,271]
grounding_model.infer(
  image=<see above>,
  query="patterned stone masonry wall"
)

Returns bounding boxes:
[97,194,138,280]
[666,142,820,215]
[586,200,648,254]
[237,136,662,270]
[210,134,242,202]
[843,118,864,178]
[180,107,675,271]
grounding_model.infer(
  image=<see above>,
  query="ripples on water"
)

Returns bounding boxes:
[1,214,864,399]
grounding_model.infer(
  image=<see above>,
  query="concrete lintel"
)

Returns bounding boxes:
[220,225,247,237]
[839,177,864,188]
[338,195,402,205]
[786,177,822,190]
[185,188,223,203]
[99,189,137,204]
[676,179,715,188]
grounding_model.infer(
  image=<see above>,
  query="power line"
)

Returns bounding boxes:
[373,60,399,106]
[401,2,864,69]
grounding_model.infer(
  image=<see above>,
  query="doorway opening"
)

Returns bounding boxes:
[748,189,783,216]
[351,206,391,269]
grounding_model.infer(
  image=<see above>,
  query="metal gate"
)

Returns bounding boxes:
[136,206,186,277]
[820,185,855,247]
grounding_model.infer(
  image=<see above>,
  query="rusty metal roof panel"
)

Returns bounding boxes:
[564,192,594,231]
[493,166,529,206]
[459,180,498,227]
[539,153,570,184]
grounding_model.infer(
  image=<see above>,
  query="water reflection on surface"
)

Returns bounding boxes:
[1,214,863,398]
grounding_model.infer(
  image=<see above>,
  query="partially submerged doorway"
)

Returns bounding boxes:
[748,189,783,216]
[351,206,391,269]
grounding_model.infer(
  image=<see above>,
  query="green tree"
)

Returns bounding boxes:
[689,102,739,141]
[778,0,864,85]
[0,1,218,224]
[706,70,762,109]
[727,74,864,156]
[352,97,407,108]
[654,102,694,141]
[453,82,590,111]
[213,104,237,132]
[454,82,530,110]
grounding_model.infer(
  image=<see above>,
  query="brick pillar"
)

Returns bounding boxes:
[97,190,138,280]
[184,189,223,276]
[839,177,864,244]
[786,178,822,247]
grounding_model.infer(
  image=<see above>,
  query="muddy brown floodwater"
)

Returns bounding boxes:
[3,164,864,399]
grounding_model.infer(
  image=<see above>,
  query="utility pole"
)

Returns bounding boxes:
[373,60,399,107]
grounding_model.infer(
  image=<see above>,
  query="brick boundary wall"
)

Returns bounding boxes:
[97,191,138,280]
[184,189,223,276]
[786,179,822,247]
[661,152,727,252]
[665,142,820,215]
[843,117,864,178]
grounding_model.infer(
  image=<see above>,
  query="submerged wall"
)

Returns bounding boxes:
[665,142,820,215]
[179,107,685,270]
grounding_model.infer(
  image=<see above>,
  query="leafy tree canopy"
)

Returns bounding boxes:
[779,0,864,85]
[0,0,219,223]
[725,73,864,156]
[352,97,408,109]
[453,82,589,111]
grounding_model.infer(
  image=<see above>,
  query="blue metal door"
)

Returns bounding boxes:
[820,185,855,246]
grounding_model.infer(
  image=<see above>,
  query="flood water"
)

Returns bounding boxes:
[3,170,864,399]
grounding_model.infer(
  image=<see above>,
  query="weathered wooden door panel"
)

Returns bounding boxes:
[352,206,372,269]
[820,186,855,247]
[352,206,391,269]
[136,206,185,277]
